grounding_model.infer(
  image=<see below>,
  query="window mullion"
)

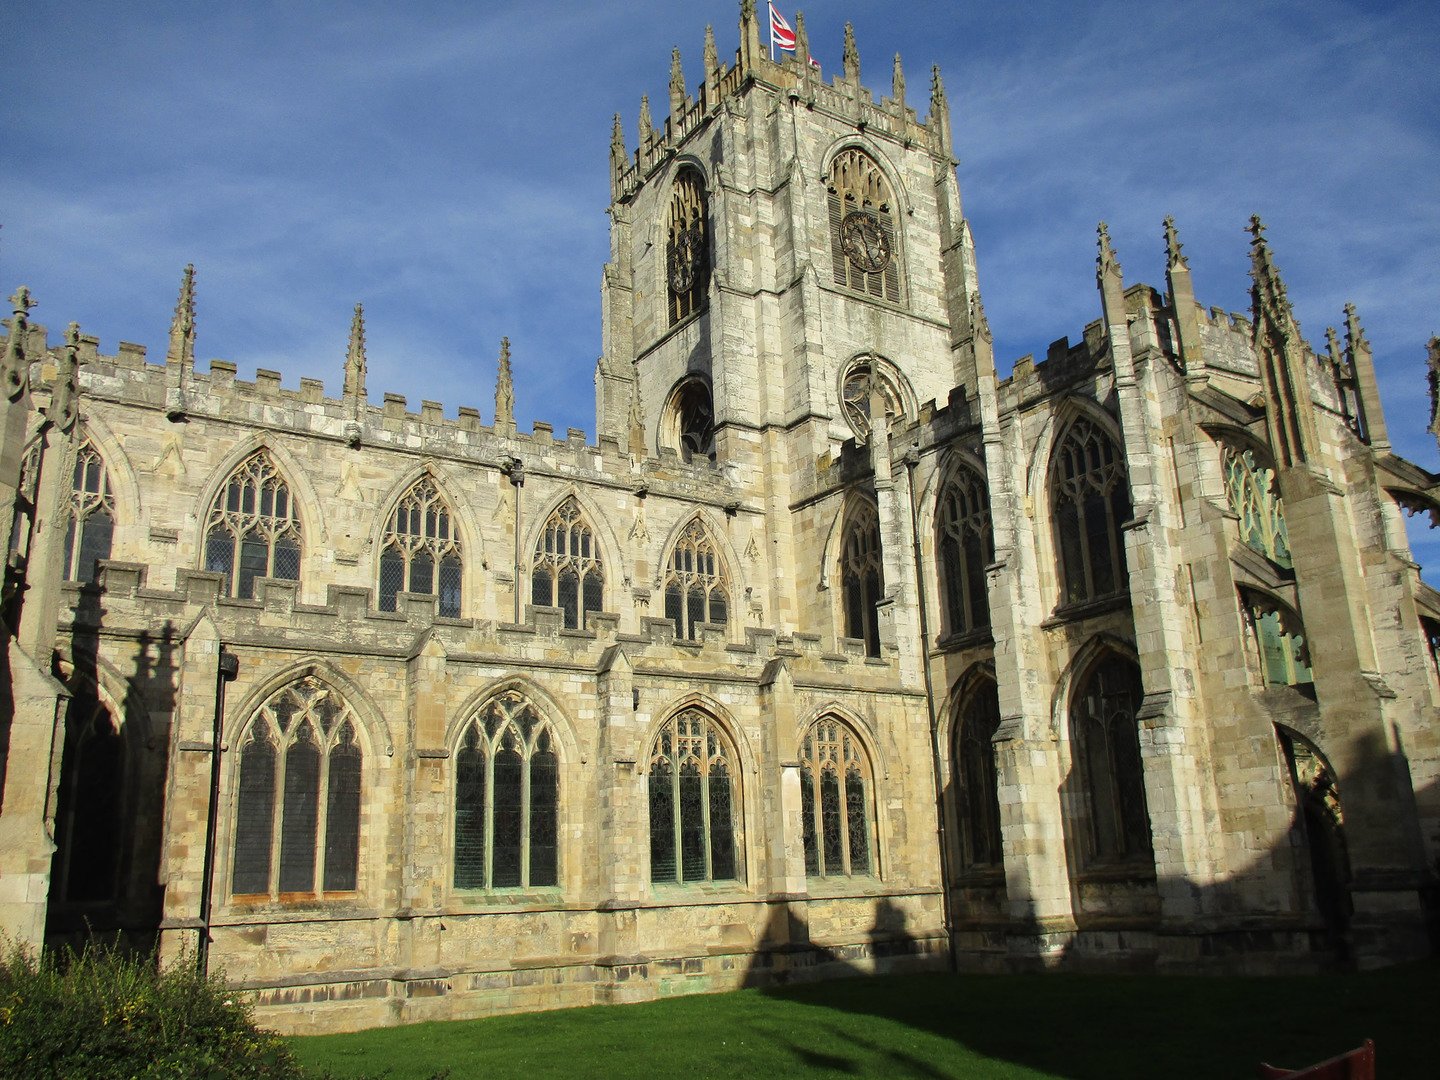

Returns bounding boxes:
[315,739,330,895]
[670,765,683,883]
[270,733,288,898]
[484,748,496,889]
[519,746,532,888]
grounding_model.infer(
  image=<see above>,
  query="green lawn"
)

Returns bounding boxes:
[290,963,1436,1079]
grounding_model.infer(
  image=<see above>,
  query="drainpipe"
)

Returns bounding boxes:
[904,448,957,972]
[198,646,238,977]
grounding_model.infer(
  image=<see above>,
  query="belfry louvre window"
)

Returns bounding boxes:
[667,169,709,326]
[827,147,901,303]
[799,718,874,878]
[531,497,603,629]
[379,477,462,618]
[1222,444,1292,569]
[231,676,362,897]
[204,452,301,599]
[841,501,884,657]
[937,467,994,636]
[64,442,114,583]
[648,709,739,884]
[453,690,559,890]
[1051,416,1131,606]
[663,519,729,639]
[1071,657,1152,865]
[954,678,1004,869]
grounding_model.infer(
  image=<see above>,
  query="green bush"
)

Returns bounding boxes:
[0,940,305,1079]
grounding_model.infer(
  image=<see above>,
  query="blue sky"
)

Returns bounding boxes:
[4,1,1438,557]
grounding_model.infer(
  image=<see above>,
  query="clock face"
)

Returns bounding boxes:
[840,210,891,273]
[668,227,704,294]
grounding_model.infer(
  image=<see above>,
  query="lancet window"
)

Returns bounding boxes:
[799,717,874,879]
[841,500,884,657]
[667,169,709,325]
[453,690,559,890]
[204,452,301,599]
[663,519,729,640]
[531,497,603,630]
[937,466,994,637]
[1245,593,1313,688]
[379,477,462,618]
[953,678,1004,870]
[64,443,115,583]
[1071,656,1152,865]
[1223,444,1292,568]
[1051,416,1131,607]
[231,676,363,898]
[827,147,901,303]
[647,708,740,884]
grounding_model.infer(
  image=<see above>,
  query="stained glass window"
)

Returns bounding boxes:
[954,678,1004,869]
[204,453,302,599]
[647,708,740,884]
[531,497,603,629]
[230,676,363,897]
[937,467,994,636]
[379,477,463,617]
[841,501,884,657]
[1246,594,1313,687]
[1051,416,1131,606]
[1070,657,1152,864]
[452,690,561,890]
[799,718,874,878]
[826,147,901,303]
[663,519,729,640]
[1223,444,1292,569]
[63,443,115,583]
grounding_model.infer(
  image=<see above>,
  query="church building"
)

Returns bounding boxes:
[1,3,1436,1034]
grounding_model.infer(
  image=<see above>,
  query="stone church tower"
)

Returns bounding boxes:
[0,2,1436,1034]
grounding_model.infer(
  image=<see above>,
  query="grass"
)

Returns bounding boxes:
[290,962,1437,1079]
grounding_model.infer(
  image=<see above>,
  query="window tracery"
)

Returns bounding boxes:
[664,377,716,464]
[231,676,362,897]
[1223,444,1292,568]
[841,500,884,657]
[840,357,907,442]
[379,477,462,618]
[937,467,994,637]
[1245,593,1313,688]
[647,708,739,884]
[1051,416,1131,606]
[798,717,874,878]
[953,679,1003,869]
[64,442,114,583]
[204,452,301,600]
[667,169,709,326]
[826,148,901,303]
[1071,656,1152,865]
[663,519,729,640]
[531,497,603,630]
[453,690,559,890]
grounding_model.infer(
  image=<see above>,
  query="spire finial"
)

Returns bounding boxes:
[669,46,686,116]
[1163,215,1189,272]
[1097,221,1121,281]
[795,11,811,73]
[495,336,515,434]
[628,369,646,457]
[1344,301,1368,352]
[610,112,625,157]
[930,64,946,106]
[892,53,906,111]
[970,290,992,345]
[704,24,718,79]
[344,302,367,401]
[167,263,196,369]
[1248,215,1292,315]
[1247,214,1267,244]
[1325,325,1343,364]
[1,286,34,401]
[1428,337,1440,440]
[638,94,654,147]
[842,22,860,81]
[47,321,82,434]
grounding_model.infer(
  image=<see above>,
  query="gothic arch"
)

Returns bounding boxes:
[1049,633,1139,743]
[818,138,911,219]
[939,660,1000,768]
[1023,397,1125,504]
[194,434,325,550]
[642,691,757,781]
[225,658,394,758]
[817,487,878,592]
[522,486,625,596]
[651,508,742,594]
[835,352,918,442]
[658,372,717,464]
[76,414,141,531]
[796,701,888,781]
[370,460,486,618]
[445,675,584,768]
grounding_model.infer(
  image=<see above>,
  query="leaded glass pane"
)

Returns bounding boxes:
[205,528,235,586]
[581,572,602,628]
[707,766,736,881]
[439,556,462,619]
[528,742,559,887]
[820,769,844,875]
[273,536,300,581]
[322,729,361,891]
[378,550,404,612]
[454,732,487,889]
[532,567,553,608]
[76,511,113,584]
[686,585,705,636]
[278,726,320,893]
[557,569,579,629]
[381,477,463,616]
[678,764,706,881]
[665,584,683,636]
[409,550,434,597]
[238,533,269,600]
[800,763,818,875]
[710,591,727,628]
[845,768,870,875]
[649,760,676,883]
[491,742,524,888]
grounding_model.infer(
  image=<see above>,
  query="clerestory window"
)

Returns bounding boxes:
[379,477,462,618]
[204,453,301,599]
[531,497,603,629]
[1223,444,1291,569]
[841,500,884,657]
[798,717,874,879]
[663,518,729,640]
[64,442,115,583]
[647,708,740,885]
[1051,416,1131,607]
[453,690,559,890]
[937,466,994,637]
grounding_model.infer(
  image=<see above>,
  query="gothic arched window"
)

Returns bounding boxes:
[937,466,994,637]
[839,356,908,442]
[231,676,363,897]
[1244,592,1313,688]
[64,443,115,583]
[531,497,603,630]
[204,452,301,599]
[51,686,124,904]
[1223,443,1292,569]
[453,690,560,890]
[667,169,709,326]
[1051,416,1131,607]
[663,377,716,464]
[379,477,462,618]
[827,148,901,303]
[647,708,740,884]
[664,519,729,640]
[953,678,1003,869]
[841,500,884,657]
[799,717,874,878]
[1070,656,1152,865]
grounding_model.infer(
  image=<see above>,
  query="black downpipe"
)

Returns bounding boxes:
[904,449,957,972]
[198,646,238,977]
